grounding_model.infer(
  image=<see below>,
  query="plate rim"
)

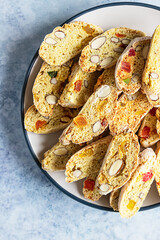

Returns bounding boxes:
[21,2,160,212]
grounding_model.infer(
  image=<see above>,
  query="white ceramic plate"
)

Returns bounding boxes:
[21,2,160,211]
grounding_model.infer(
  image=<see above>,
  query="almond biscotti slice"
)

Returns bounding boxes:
[24,105,79,134]
[109,91,152,136]
[138,107,159,147]
[65,135,112,182]
[155,142,160,195]
[32,62,72,117]
[142,25,160,106]
[110,189,121,211]
[42,142,82,171]
[115,37,151,95]
[118,148,156,218]
[39,21,103,66]
[96,132,140,195]
[58,62,101,108]
[79,27,145,73]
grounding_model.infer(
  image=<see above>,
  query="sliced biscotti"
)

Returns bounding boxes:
[79,27,145,73]
[156,107,160,137]
[65,135,112,182]
[155,142,160,195]
[83,172,102,201]
[39,21,103,66]
[58,62,101,108]
[42,142,82,171]
[138,107,159,147]
[96,132,140,195]
[109,91,152,136]
[60,82,119,145]
[24,105,79,134]
[142,25,160,106]
[32,62,72,117]
[115,37,151,94]
[110,189,121,211]
[118,148,156,218]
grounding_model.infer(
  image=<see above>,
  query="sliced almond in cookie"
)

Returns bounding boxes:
[84,79,88,88]
[100,57,114,68]
[90,55,100,64]
[50,78,57,84]
[90,36,106,49]
[45,94,57,105]
[54,30,66,39]
[111,37,119,43]
[45,37,57,45]
[121,39,130,45]
[54,147,68,156]
[135,45,142,52]
[114,47,124,53]
[150,72,159,79]
[99,183,111,194]
[142,44,150,59]
[108,159,124,176]
[127,92,138,101]
[73,169,82,178]
[92,120,101,133]
[149,93,159,101]
[97,85,111,98]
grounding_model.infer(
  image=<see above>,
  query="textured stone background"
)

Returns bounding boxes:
[1,1,160,239]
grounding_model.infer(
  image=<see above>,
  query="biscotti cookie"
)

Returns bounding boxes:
[58,62,101,108]
[32,62,72,117]
[42,141,82,171]
[39,21,103,66]
[142,25,160,106]
[110,189,121,211]
[96,132,140,195]
[79,27,145,72]
[60,82,119,145]
[155,142,160,195]
[83,172,102,201]
[24,105,79,134]
[115,37,151,94]
[138,107,159,147]
[109,91,152,136]
[118,148,156,218]
[156,107,160,137]
[65,135,112,182]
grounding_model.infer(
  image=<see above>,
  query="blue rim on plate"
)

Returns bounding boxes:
[21,2,160,211]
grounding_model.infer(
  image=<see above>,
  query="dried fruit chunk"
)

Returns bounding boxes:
[123,78,130,84]
[35,120,47,130]
[73,115,87,127]
[128,48,135,56]
[141,126,150,139]
[142,170,153,182]
[84,179,95,191]
[149,107,156,116]
[74,80,82,92]
[121,61,131,73]
[115,33,126,38]
[127,200,136,210]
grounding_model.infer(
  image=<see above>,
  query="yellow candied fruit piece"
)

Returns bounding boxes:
[97,100,107,112]
[118,141,126,159]
[135,110,146,115]
[136,175,142,182]
[127,200,136,210]
[78,148,94,158]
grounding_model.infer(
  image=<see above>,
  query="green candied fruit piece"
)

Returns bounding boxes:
[47,71,57,78]
[123,78,130,85]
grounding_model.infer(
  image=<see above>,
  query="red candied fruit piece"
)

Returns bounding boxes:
[74,80,82,92]
[36,120,47,130]
[115,33,126,38]
[84,179,95,191]
[151,128,157,135]
[141,126,150,139]
[142,170,153,182]
[121,61,131,73]
[149,107,157,116]
[128,48,136,57]
[157,181,160,186]
[101,118,108,127]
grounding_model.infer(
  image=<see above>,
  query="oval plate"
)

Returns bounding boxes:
[21,2,160,211]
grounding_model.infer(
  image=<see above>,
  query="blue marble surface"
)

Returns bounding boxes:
[1,0,160,239]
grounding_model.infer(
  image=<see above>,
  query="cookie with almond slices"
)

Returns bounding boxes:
[115,37,151,95]
[118,148,156,218]
[142,25,160,106]
[79,27,145,73]
[138,107,159,147]
[24,105,79,134]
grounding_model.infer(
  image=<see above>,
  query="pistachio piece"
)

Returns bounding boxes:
[92,120,101,133]
[90,55,100,64]
[100,57,114,68]
[97,85,111,98]
[111,37,119,43]
[108,159,124,176]
[121,39,130,45]
[45,37,57,45]
[45,94,57,105]
[50,78,57,84]
[54,30,66,39]
[150,72,159,79]
[73,170,82,178]
[54,147,68,156]
[90,36,106,49]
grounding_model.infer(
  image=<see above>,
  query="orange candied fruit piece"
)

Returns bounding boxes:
[73,115,87,127]
[141,126,150,139]
[84,179,95,191]
[142,170,153,182]
[127,200,136,210]
[35,120,47,130]
[74,80,82,92]
[115,33,126,38]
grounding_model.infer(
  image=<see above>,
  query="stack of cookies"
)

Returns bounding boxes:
[24,21,160,218]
